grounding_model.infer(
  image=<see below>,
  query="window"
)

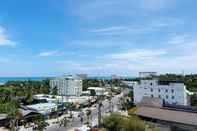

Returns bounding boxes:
[166,95,168,99]
[151,88,153,92]
[172,89,174,93]
[172,96,174,99]
[158,89,161,92]
[158,95,161,98]
[150,83,153,86]
[165,89,168,93]
[151,94,154,98]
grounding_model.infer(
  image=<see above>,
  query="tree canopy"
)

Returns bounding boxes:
[103,113,145,131]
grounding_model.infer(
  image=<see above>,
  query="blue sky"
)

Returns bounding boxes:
[0,0,197,76]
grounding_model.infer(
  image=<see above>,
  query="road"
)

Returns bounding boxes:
[46,93,124,131]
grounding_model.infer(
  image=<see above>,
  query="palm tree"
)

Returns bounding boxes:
[8,106,21,131]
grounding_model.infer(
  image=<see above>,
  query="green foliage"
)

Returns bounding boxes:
[103,113,145,131]
[82,79,101,91]
[26,90,33,104]
[0,79,51,113]
[190,94,197,106]
[90,89,96,96]
[0,88,19,114]
[31,114,49,131]
[4,79,50,96]
[51,86,58,96]
[155,74,197,92]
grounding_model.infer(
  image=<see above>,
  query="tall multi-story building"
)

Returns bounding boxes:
[133,79,189,106]
[50,76,82,96]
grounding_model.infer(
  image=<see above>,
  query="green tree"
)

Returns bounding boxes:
[7,101,21,131]
[32,114,49,131]
[191,94,197,106]
[90,89,96,96]
[51,86,58,96]
[103,113,145,131]
[26,90,33,105]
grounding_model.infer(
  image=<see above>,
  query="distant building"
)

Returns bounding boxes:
[26,103,58,116]
[139,72,157,78]
[133,79,189,106]
[76,74,88,79]
[111,74,120,79]
[121,81,138,88]
[50,76,82,96]
[88,87,105,96]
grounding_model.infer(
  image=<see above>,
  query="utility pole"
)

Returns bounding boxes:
[97,79,104,127]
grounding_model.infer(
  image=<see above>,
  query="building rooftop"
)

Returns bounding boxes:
[27,103,57,115]
[135,106,197,126]
[88,87,105,91]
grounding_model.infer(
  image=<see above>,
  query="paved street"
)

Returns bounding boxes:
[46,93,124,131]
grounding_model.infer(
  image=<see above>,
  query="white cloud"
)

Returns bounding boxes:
[168,35,190,45]
[109,49,166,60]
[0,26,16,47]
[89,19,180,36]
[57,38,197,75]
[38,51,64,57]
[90,26,127,33]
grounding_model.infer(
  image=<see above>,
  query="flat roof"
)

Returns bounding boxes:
[135,106,197,126]
[88,87,105,90]
[27,103,57,110]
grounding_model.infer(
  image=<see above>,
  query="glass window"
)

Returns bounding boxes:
[166,95,168,99]
[158,89,161,92]
[172,96,174,99]
[151,88,153,92]
[150,83,153,86]
[151,94,154,98]
[158,95,161,98]
[172,89,174,93]
[165,89,168,93]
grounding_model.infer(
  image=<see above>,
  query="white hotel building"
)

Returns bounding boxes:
[50,76,82,96]
[133,79,189,106]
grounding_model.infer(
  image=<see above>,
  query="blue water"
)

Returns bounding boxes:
[0,77,48,84]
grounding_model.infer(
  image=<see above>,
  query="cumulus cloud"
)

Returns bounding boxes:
[0,26,16,47]
[57,34,197,75]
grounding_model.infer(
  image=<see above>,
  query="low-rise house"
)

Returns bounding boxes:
[88,87,105,96]
[26,103,58,116]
